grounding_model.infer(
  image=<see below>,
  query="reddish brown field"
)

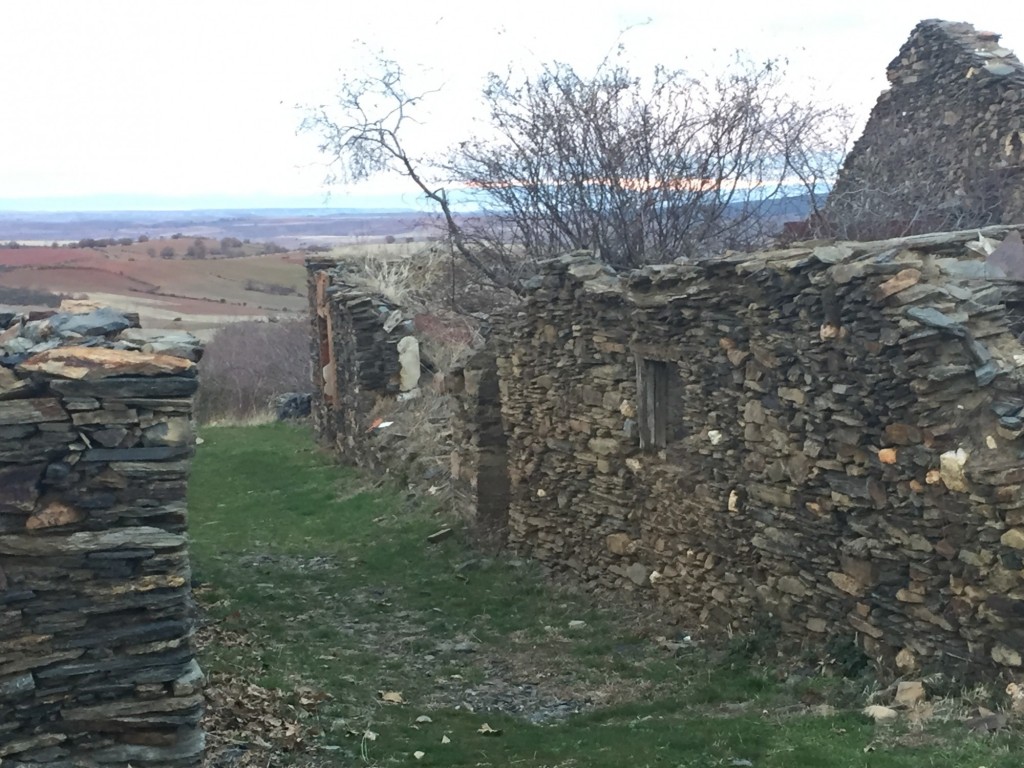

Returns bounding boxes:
[0,241,308,334]
[0,247,95,268]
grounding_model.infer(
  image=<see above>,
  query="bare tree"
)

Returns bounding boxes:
[301,48,849,291]
[301,58,519,294]
[451,55,849,268]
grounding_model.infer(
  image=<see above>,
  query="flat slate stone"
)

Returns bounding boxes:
[19,347,195,381]
[48,376,198,399]
[81,445,192,463]
[0,527,185,556]
[0,398,68,426]
[50,307,133,337]
[905,306,967,336]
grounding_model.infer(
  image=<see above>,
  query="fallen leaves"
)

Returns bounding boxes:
[201,670,319,764]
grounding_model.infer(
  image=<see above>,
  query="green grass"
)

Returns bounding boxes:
[189,424,1022,767]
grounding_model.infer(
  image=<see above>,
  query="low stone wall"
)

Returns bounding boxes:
[1,308,204,766]
[496,228,1024,678]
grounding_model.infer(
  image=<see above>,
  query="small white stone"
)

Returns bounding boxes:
[728,490,740,512]
[708,429,723,445]
[396,335,421,392]
[939,448,969,492]
[987,435,998,450]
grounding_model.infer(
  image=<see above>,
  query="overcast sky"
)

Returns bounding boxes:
[2,0,1022,209]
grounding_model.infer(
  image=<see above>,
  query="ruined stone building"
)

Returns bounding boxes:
[306,20,1024,680]
[825,20,1024,237]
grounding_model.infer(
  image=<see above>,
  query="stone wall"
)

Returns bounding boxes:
[305,261,419,462]
[496,228,1024,678]
[449,350,510,543]
[825,20,1024,237]
[305,261,505,526]
[0,308,205,767]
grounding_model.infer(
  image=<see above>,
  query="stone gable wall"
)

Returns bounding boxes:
[496,228,1024,677]
[826,20,1024,236]
[0,308,204,767]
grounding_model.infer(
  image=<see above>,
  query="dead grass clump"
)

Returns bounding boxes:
[345,248,444,309]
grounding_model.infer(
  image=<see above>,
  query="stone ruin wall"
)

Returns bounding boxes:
[448,351,509,545]
[497,227,1024,678]
[305,262,419,466]
[0,308,204,767]
[826,20,1024,235]
[305,261,506,529]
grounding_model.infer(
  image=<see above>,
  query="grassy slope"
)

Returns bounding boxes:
[189,425,1022,767]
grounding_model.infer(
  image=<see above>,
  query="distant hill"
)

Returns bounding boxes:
[0,209,436,244]
[0,191,817,245]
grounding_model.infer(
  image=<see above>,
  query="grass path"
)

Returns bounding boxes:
[189,424,1021,767]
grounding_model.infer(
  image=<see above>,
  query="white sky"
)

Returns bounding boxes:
[1,0,1022,208]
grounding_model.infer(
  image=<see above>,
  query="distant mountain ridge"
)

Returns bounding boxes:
[0,209,435,243]
[0,192,815,243]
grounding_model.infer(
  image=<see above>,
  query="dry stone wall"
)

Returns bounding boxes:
[826,20,1024,236]
[305,261,504,526]
[497,228,1024,678]
[305,262,415,462]
[449,351,509,543]
[0,308,204,767]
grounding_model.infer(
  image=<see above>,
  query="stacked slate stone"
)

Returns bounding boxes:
[495,227,1024,679]
[305,260,409,457]
[825,19,1024,235]
[0,307,204,767]
[449,351,510,546]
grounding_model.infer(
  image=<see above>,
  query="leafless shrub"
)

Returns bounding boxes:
[0,285,66,307]
[196,318,311,423]
[243,279,297,296]
[415,313,482,374]
[301,46,849,293]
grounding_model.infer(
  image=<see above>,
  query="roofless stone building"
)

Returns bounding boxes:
[307,20,1024,680]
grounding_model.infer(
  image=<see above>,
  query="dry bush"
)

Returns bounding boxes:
[196,318,311,424]
[0,285,67,307]
[415,313,483,374]
[344,248,445,309]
